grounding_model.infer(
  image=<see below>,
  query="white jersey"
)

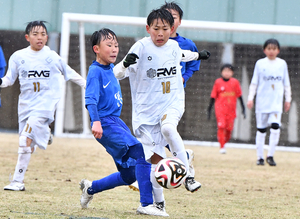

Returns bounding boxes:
[123,37,185,134]
[251,57,290,113]
[1,46,86,123]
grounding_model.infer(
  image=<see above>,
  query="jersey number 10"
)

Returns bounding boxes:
[162,81,170,94]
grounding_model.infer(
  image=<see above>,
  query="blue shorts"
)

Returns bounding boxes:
[94,116,140,168]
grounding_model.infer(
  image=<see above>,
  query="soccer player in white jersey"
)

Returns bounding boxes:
[114,9,209,215]
[247,39,291,166]
[2,21,86,191]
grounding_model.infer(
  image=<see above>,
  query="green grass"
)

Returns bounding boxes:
[0,133,299,218]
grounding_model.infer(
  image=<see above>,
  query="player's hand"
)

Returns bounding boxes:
[207,109,211,120]
[284,102,291,112]
[123,53,139,68]
[197,50,210,60]
[92,121,103,139]
[242,108,246,119]
[247,100,253,109]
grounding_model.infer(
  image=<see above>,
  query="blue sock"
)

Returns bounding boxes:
[136,158,153,207]
[88,172,128,195]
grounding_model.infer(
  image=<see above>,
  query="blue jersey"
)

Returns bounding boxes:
[170,33,200,87]
[85,61,123,120]
[85,60,139,167]
[0,46,6,78]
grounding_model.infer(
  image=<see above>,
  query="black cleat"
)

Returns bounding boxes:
[266,156,276,166]
[256,158,264,166]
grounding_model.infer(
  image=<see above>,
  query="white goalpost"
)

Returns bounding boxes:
[55,12,300,139]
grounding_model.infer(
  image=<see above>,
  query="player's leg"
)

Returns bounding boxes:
[160,110,201,193]
[266,113,281,166]
[255,113,268,165]
[4,117,49,191]
[136,124,169,216]
[216,116,226,153]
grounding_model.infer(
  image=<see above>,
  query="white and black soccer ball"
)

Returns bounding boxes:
[155,157,187,189]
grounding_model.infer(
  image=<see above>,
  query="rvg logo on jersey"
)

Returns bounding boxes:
[147,66,177,79]
[263,76,282,81]
[28,70,50,78]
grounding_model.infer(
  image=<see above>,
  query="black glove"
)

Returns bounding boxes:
[207,108,211,120]
[0,78,2,85]
[197,49,210,60]
[123,53,139,68]
[242,107,246,119]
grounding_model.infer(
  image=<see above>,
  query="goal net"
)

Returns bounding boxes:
[55,12,300,144]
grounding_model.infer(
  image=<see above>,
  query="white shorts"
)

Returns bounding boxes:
[19,116,51,150]
[256,113,282,129]
[136,108,183,163]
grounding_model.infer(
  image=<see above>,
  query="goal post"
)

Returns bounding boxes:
[55,12,300,138]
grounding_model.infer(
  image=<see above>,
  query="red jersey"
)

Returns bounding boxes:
[210,77,242,118]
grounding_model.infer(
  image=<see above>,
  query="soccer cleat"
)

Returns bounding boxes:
[79,179,93,208]
[186,149,195,177]
[48,127,53,145]
[219,148,226,154]
[184,176,201,193]
[137,203,169,217]
[128,181,139,192]
[256,158,264,166]
[4,181,25,191]
[266,156,276,166]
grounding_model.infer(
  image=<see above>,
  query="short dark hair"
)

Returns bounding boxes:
[263,38,280,50]
[25,21,48,35]
[221,63,234,72]
[147,9,174,27]
[90,28,118,54]
[160,1,183,20]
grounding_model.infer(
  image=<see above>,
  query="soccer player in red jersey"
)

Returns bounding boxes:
[208,64,246,154]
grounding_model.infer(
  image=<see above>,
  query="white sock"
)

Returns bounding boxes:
[256,131,266,160]
[150,164,164,203]
[12,147,32,183]
[161,123,189,174]
[268,128,280,157]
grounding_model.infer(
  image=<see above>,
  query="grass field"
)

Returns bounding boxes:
[0,132,300,219]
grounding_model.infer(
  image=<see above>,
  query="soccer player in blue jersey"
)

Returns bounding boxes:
[79,28,167,216]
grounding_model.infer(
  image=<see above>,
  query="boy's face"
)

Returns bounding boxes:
[93,34,119,65]
[146,18,174,47]
[264,44,280,60]
[168,9,181,37]
[25,26,48,51]
[221,68,234,80]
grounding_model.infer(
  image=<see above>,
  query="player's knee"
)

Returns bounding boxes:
[271,123,280,130]
[161,123,175,138]
[257,128,267,133]
[18,146,31,154]
[120,166,136,184]
[19,135,28,147]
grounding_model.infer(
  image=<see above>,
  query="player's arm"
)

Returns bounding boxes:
[181,49,210,62]
[239,96,246,119]
[85,74,102,139]
[284,86,292,112]
[207,98,215,120]
[247,83,257,109]
[113,53,139,79]
[0,54,18,88]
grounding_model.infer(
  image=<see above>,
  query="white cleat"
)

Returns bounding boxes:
[137,202,169,217]
[79,179,93,208]
[219,148,226,154]
[186,149,195,177]
[128,181,139,192]
[4,181,25,191]
[184,176,201,193]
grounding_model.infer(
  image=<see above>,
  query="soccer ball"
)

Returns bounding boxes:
[154,157,187,189]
